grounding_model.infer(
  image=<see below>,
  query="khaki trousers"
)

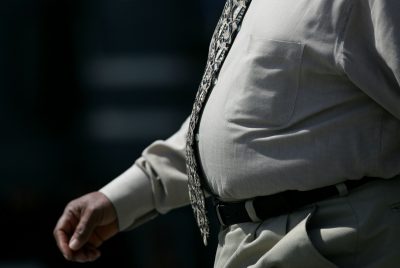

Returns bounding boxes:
[214,177,400,268]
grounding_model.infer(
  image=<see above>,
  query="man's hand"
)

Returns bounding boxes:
[53,191,119,262]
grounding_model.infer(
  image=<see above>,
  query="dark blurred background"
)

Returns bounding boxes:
[0,0,224,267]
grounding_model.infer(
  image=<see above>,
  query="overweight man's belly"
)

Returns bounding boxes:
[197,83,391,201]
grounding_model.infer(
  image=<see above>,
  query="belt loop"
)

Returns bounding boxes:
[213,198,227,227]
[335,182,349,197]
[245,199,261,222]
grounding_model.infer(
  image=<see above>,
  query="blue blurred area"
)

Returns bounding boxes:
[0,0,224,267]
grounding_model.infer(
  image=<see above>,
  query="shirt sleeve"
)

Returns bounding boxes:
[339,0,400,120]
[100,117,191,231]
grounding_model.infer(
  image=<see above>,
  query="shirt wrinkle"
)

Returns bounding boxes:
[334,0,354,72]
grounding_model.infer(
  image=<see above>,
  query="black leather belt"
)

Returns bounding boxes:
[214,178,378,227]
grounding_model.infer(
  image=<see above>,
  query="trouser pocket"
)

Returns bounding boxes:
[253,206,338,268]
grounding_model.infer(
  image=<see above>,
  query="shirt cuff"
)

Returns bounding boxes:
[99,164,155,231]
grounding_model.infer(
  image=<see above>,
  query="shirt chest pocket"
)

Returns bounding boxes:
[224,36,304,128]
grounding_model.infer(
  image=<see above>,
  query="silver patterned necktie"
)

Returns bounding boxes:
[186,0,252,246]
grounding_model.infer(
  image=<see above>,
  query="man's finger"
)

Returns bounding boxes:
[53,213,77,259]
[54,212,76,238]
[55,229,81,261]
[69,208,99,251]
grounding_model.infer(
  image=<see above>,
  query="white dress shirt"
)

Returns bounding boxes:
[101,0,400,230]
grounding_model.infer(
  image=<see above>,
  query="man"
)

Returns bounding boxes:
[54,0,400,267]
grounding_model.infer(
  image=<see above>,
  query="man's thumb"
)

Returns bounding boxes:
[68,209,98,251]
[69,237,81,251]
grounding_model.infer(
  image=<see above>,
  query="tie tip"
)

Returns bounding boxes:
[203,236,208,246]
